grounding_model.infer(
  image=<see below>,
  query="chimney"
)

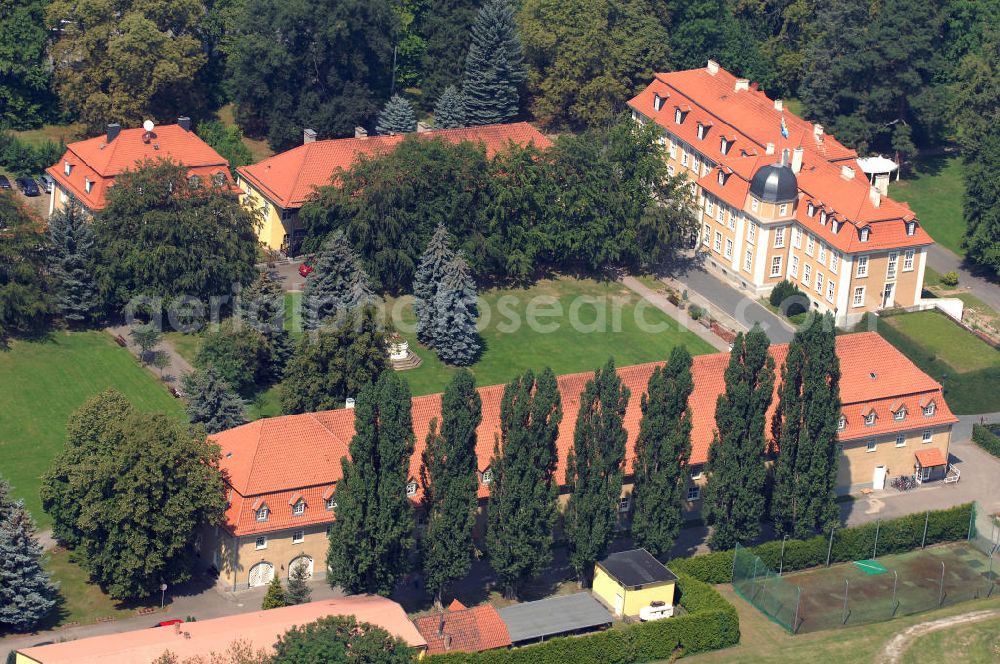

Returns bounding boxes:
[841,165,856,180]
[734,78,749,92]
[345,397,356,409]
[813,124,824,141]
[417,121,432,133]
[869,185,881,207]
[780,148,790,166]
[765,142,775,155]
[303,128,317,144]
[791,146,804,174]
[706,59,720,75]
[177,117,191,131]
[354,126,368,139]
[106,123,121,143]
[774,99,783,112]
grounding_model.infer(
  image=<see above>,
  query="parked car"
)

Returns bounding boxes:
[298,257,314,278]
[0,175,10,189]
[16,177,40,197]
[155,618,184,628]
[38,174,54,194]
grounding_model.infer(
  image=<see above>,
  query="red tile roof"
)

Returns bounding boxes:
[629,65,933,254]
[45,124,233,211]
[413,604,511,655]
[915,448,948,468]
[212,332,957,536]
[237,123,553,209]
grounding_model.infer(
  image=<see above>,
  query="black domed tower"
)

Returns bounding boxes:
[748,163,798,205]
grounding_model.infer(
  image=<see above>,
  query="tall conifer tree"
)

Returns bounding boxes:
[771,314,841,538]
[703,325,775,550]
[412,224,456,347]
[420,370,482,608]
[327,372,415,595]
[434,85,467,129]
[631,346,694,558]
[564,359,629,586]
[47,203,99,326]
[432,253,480,366]
[461,0,524,126]
[181,367,247,434]
[487,368,561,598]
[376,94,417,135]
[239,272,292,379]
[0,499,58,631]
[302,231,374,331]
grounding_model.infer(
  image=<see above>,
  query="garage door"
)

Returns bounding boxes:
[289,555,314,579]
[248,561,274,587]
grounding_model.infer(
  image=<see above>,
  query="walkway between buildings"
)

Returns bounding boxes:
[620,276,729,352]
[926,244,1000,312]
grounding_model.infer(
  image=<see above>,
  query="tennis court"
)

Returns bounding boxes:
[734,542,998,634]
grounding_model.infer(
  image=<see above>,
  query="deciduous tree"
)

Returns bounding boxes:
[420,369,482,609]
[415,0,480,108]
[0,192,53,341]
[462,0,524,126]
[182,367,247,434]
[631,345,694,558]
[564,359,629,586]
[271,616,414,664]
[0,0,56,128]
[703,326,775,550]
[195,121,254,178]
[326,373,415,595]
[487,368,562,598]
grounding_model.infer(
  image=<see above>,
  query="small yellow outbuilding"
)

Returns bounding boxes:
[592,548,677,619]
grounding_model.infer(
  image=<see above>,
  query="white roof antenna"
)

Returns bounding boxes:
[142,119,155,132]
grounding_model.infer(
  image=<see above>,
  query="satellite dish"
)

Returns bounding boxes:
[143,120,155,132]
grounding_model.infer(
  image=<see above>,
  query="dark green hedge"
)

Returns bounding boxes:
[667,503,974,584]
[972,424,1000,458]
[423,574,738,664]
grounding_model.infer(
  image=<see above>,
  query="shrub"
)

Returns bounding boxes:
[768,280,808,317]
[972,424,1000,458]
[0,130,64,177]
[195,321,269,392]
[423,575,738,664]
[688,304,705,320]
[941,271,959,286]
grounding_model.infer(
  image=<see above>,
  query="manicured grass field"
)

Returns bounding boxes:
[900,615,1000,664]
[890,156,966,257]
[682,587,1000,664]
[884,310,1000,373]
[0,331,186,526]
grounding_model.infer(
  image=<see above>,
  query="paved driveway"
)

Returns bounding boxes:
[679,267,795,344]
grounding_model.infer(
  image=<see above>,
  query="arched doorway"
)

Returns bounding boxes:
[289,555,314,579]
[248,561,274,587]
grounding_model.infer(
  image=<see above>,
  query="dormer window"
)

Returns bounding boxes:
[213,172,226,186]
[481,468,493,485]
[894,407,907,421]
[697,123,706,140]
[64,161,73,176]
[838,415,846,431]
[720,137,731,154]
[860,227,870,242]
[406,481,417,497]
[820,211,828,225]
[84,178,93,193]
[255,506,269,522]
[717,170,726,186]
[807,203,815,217]
[864,412,876,427]
[188,174,201,189]
[778,203,789,217]
[325,497,337,510]
[674,107,685,124]
[923,402,936,417]
[292,499,305,516]
[906,221,916,236]
[653,93,664,112]
[832,220,840,233]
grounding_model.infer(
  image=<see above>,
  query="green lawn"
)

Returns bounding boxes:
[867,311,1000,414]
[682,587,1000,664]
[900,616,1000,664]
[890,156,965,256]
[0,331,186,526]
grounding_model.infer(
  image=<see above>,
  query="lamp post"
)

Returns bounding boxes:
[779,535,789,576]
[160,583,168,609]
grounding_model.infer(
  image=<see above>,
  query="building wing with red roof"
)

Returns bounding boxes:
[413,602,512,655]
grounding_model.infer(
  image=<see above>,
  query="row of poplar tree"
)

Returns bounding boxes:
[324,314,842,604]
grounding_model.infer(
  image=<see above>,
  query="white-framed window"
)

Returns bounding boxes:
[778,203,788,216]
[619,495,631,513]
[856,256,869,278]
[667,164,675,176]
[860,227,870,242]
[907,221,916,236]
[774,227,785,248]
[922,430,933,443]
[717,170,725,185]
[864,412,876,426]
[292,530,304,544]
[826,280,835,302]
[751,198,759,212]
[325,497,337,510]
[64,161,72,176]
[292,500,305,516]
[188,174,201,189]
[697,123,706,140]
[815,272,824,294]
[693,157,701,174]
[744,249,753,272]
[690,466,704,480]
[803,264,812,285]
[262,200,270,218]
[84,178,93,193]
[406,481,418,497]
[853,286,865,307]
[792,227,801,249]
[674,108,683,124]
[747,222,756,244]
[818,244,827,265]
[687,485,701,501]
[727,210,736,230]
[807,202,815,216]
[903,249,914,271]
[806,234,815,256]
[830,252,840,273]
[256,506,269,522]
[255,536,267,550]
[703,224,711,246]
[702,162,710,177]
[653,93,664,111]
[887,252,898,280]
[481,468,493,485]
[832,219,840,233]
[791,255,799,277]
[895,435,906,448]
[716,205,724,223]
[894,408,906,422]
[923,403,936,417]
[721,137,730,154]
[705,199,714,217]
[921,465,932,481]
[838,415,847,431]
[714,231,722,253]
[770,255,783,277]
[725,238,734,259]
[681,151,689,167]
[669,139,677,158]
[866,439,877,452]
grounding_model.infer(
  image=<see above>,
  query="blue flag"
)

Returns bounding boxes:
[780,115,789,139]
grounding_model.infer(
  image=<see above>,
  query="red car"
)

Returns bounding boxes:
[298,258,314,278]
[156,618,184,628]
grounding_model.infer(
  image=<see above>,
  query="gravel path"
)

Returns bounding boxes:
[877,608,1000,663]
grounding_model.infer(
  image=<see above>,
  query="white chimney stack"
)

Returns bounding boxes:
[734,78,749,92]
[417,121,432,133]
[791,146,804,174]
[303,128,317,144]
[354,126,368,139]
[345,397,356,409]
[765,142,775,155]
[813,124,824,141]
[841,165,856,180]
[774,99,783,112]
[707,60,720,75]
[869,186,881,207]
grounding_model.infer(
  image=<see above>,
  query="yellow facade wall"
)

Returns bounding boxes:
[238,178,288,252]
[15,654,42,664]
[592,566,676,618]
